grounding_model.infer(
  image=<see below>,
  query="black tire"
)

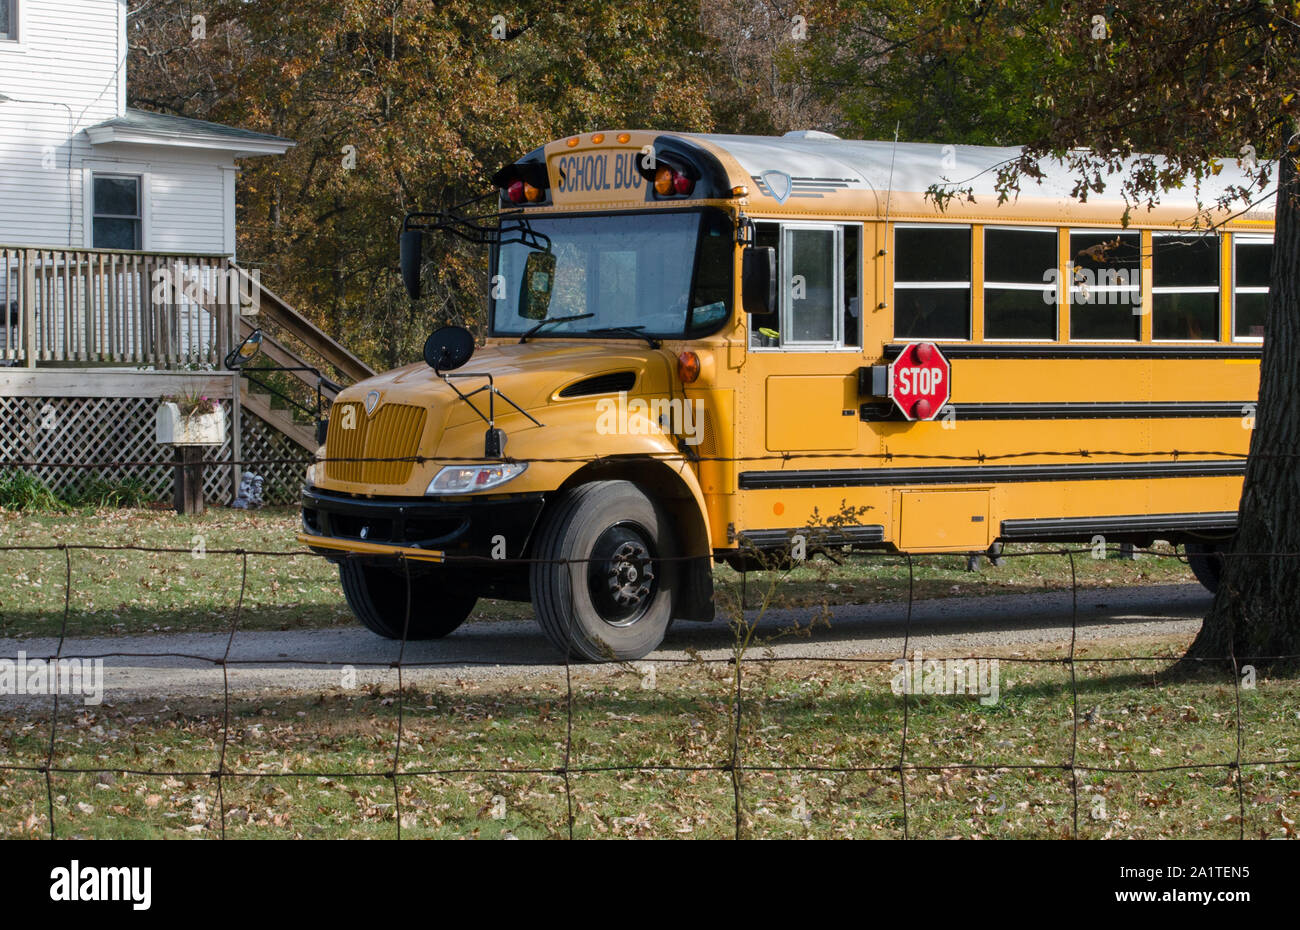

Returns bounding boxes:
[1184,541,1226,594]
[530,480,677,662]
[339,559,476,639]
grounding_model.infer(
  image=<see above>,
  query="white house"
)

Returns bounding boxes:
[0,0,292,254]
[0,0,371,505]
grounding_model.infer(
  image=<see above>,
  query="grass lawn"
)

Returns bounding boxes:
[0,506,1203,639]
[1,636,1296,839]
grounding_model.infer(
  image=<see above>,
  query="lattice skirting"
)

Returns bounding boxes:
[0,395,306,505]
[238,411,309,505]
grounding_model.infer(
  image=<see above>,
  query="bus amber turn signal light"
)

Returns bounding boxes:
[678,351,701,384]
[506,180,544,204]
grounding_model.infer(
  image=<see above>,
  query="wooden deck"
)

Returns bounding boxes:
[0,245,374,505]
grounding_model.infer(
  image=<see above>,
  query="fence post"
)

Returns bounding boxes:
[22,249,35,367]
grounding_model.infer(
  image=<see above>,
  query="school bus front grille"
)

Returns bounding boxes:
[326,402,427,485]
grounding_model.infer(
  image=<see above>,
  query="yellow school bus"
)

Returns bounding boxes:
[298,130,1271,661]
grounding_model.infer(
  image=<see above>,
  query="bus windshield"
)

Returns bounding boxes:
[491,209,733,339]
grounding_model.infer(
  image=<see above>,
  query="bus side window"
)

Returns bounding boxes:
[1152,233,1219,340]
[984,227,1058,339]
[1233,236,1271,340]
[1069,230,1140,340]
[749,223,781,347]
[688,209,734,334]
[843,225,861,347]
[893,225,972,340]
[749,222,860,350]
[784,226,837,344]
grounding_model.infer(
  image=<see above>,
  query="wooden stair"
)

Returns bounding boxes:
[240,384,318,451]
[222,263,375,453]
[229,264,374,382]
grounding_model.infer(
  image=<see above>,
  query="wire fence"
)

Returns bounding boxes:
[3,447,1299,468]
[1,447,1297,839]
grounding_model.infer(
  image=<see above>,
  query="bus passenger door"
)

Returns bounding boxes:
[747,222,863,454]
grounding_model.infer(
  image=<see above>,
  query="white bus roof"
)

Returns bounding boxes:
[686,132,1276,221]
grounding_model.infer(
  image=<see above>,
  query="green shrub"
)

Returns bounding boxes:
[61,474,151,509]
[0,470,66,511]
[0,470,154,510]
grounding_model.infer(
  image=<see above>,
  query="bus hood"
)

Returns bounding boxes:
[333,339,680,438]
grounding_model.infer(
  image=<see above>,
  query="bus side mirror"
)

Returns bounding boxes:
[742,246,777,315]
[400,229,423,300]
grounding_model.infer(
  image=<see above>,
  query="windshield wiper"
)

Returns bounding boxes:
[590,326,662,349]
[518,313,595,344]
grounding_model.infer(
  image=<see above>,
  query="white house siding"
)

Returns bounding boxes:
[0,0,126,247]
[0,1,236,255]
[150,158,234,254]
[83,144,236,254]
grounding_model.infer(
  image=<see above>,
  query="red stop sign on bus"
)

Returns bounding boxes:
[888,342,951,421]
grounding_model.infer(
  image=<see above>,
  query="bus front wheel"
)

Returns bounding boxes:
[339,560,477,639]
[1184,541,1227,594]
[530,480,677,662]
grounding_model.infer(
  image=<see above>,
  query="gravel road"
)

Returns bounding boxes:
[0,583,1211,705]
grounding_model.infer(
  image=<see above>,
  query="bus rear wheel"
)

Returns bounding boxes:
[530,480,677,662]
[339,560,477,639]
[1184,541,1227,594]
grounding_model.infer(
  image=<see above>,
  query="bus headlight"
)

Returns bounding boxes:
[306,446,325,487]
[427,462,527,495]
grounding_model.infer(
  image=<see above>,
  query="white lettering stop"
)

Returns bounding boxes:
[899,368,943,395]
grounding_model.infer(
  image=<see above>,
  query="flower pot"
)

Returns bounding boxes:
[156,402,226,446]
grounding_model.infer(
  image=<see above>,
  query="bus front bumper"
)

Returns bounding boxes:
[299,486,546,563]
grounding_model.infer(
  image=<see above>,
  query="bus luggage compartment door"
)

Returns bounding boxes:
[765,375,858,451]
[897,489,991,552]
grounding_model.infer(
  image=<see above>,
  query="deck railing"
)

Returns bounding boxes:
[0,246,245,368]
[0,246,374,385]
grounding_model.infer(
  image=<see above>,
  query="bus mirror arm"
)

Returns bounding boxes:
[736,214,755,245]
[400,195,553,301]
[403,193,553,242]
[439,371,544,459]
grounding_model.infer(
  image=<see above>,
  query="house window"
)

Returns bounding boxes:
[984,227,1058,340]
[0,1,16,41]
[893,225,971,340]
[92,175,142,250]
[749,222,861,349]
[1068,230,1140,340]
[1233,236,1271,340]
[1152,233,1219,340]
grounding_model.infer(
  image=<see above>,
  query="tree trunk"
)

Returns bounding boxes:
[1180,148,1300,674]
